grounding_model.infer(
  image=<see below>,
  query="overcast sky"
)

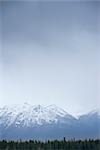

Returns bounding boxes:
[0,1,99,116]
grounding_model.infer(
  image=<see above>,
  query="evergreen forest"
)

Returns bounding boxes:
[0,138,99,150]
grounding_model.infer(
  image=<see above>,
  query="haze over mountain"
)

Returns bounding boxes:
[0,103,99,140]
[0,1,99,117]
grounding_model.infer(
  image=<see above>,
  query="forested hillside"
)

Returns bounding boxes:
[0,138,99,150]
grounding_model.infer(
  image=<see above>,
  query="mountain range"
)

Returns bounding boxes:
[0,103,99,140]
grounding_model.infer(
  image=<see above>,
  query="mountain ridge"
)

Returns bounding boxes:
[0,104,75,127]
[0,104,99,140]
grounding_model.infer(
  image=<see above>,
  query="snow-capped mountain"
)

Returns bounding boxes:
[0,104,99,140]
[0,103,75,128]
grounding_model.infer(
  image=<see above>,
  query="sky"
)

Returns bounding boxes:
[0,1,99,116]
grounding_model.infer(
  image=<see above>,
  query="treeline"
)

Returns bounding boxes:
[0,138,99,150]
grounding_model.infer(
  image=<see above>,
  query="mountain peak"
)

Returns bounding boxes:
[0,104,73,127]
[23,102,30,106]
[88,109,100,117]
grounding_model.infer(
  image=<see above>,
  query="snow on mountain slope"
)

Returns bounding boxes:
[0,103,75,128]
[0,104,99,140]
[46,104,71,117]
[88,109,100,117]
[78,108,100,120]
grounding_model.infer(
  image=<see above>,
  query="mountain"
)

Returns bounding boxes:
[0,104,99,140]
[0,103,75,127]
